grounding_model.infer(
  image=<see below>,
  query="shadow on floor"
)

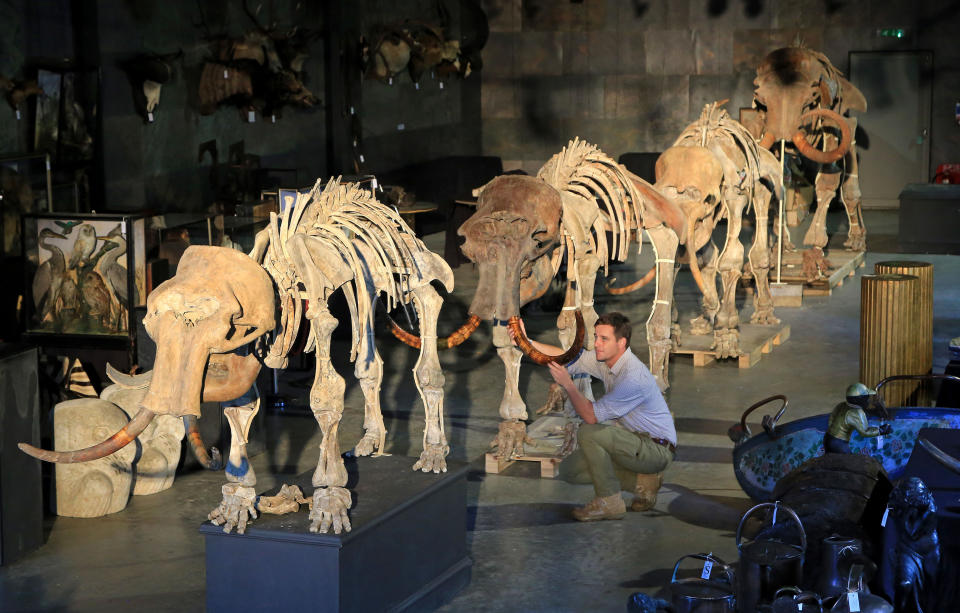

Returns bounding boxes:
[665,483,755,532]
[467,502,577,532]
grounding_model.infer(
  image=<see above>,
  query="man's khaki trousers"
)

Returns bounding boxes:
[559,423,673,497]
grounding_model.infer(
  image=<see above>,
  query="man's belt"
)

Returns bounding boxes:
[651,437,677,454]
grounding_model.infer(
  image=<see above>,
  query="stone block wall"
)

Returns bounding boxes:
[480,0,960,176]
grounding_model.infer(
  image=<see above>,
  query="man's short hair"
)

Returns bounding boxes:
[596,312,631,345]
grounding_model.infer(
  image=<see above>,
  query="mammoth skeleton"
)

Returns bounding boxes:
[751,45,867,251]
[392,139,685,460]
[21,178,455,535]
[655,102,783,358]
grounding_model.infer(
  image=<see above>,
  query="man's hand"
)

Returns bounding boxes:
[547,361,573,389]
[507,318,527,347]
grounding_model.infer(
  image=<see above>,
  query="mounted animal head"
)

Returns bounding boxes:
[753,46,866,164]
[18,246,275,465]
[120,52,180,121]
[458,174,563,322]
[196,0,318,117]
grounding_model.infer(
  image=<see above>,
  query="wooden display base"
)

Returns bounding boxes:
[772,249,865,296]
[201,455,470,613]
[485,414,567,478]
[672,323,791,368]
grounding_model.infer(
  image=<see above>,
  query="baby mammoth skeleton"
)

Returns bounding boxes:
[20,178,455,536]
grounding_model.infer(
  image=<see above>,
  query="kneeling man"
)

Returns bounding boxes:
[514,311,676,521]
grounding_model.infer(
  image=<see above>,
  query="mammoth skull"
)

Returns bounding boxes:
[458,175,562,321]
[140,245,276,418]
[19,246,276,465]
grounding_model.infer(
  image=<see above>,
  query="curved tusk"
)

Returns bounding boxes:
[105,362,153,389]
[183,415,223,470]
[606,266,657,295]
[508,311,585,366]
[792,107,851,164]
[18,408,156,463]
[390,314,482,350]
[758,131,776,149]
[918,438,960,475]
[685,222,707,295]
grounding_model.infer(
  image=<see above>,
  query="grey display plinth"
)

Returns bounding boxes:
[898,183,960,254]
[201,454,470,612]
[0,344,43,565]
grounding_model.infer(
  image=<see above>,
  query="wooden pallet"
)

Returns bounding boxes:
[485,452,563,478]
[772,249,865,296]
[672,323,791,368]
[485,415,566,478]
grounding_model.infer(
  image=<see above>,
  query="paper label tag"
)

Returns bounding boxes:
[359,154,365,163]
[772,506,778,525]
[271,114,276,123]
[700,560,713,580]
[147,112,154,122]
[439,81,444,89]
[350,105,355,115]
[45,158,51,171]
[248,110,256,122]
[415,82,420,90]
[370,177,378,189]
[15,109,21,120]
[224,69,229,79]
[397,123,405,131]
[881,506,890,527]
[848,592,860,612]
[388,77,393,85]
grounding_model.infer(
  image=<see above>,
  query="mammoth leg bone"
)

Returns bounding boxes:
[548,254,601,416]
[713,187,747,359]
[207,390,260,535]
[409,284,449,473]
[490,323,531,462]
[689,240,719,336]
[645,225,680,391]
[307,304,351,534]
[353,315,387,458]
[749,181,780,326]
[840,118,866,251]
[804,143,843,248]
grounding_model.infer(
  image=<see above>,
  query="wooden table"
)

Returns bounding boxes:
[394,201,437,233]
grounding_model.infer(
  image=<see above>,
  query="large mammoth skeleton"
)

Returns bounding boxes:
[21,178,455,535]
[751,44,867,251]
[393,139,685,460]
[655,102,783,358]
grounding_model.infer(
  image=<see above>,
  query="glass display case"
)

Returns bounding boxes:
[1,153,53,259]
[21,213,145,340]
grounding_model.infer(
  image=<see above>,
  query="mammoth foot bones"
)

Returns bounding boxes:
[309,486,353,534]
[750,306,781,326]
[490,420,534,462]
[413,442,449,473]
[209,483,258,534]
[711,328,741,359]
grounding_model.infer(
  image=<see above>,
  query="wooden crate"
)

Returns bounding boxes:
[672,323,791,369]
[772,249,865,296]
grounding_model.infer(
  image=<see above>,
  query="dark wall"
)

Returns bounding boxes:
[96,0,327,213]
[2,0,484,214]
[352,0,483,175]
[480,0,960,176]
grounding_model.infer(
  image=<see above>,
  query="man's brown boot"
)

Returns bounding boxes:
[572,493,626,521]
[631,472,663,512]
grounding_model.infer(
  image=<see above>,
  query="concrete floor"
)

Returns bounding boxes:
[1,210,958,612]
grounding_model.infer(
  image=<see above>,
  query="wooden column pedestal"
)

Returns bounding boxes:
[860,274,921,407]
[874,261,933,373]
